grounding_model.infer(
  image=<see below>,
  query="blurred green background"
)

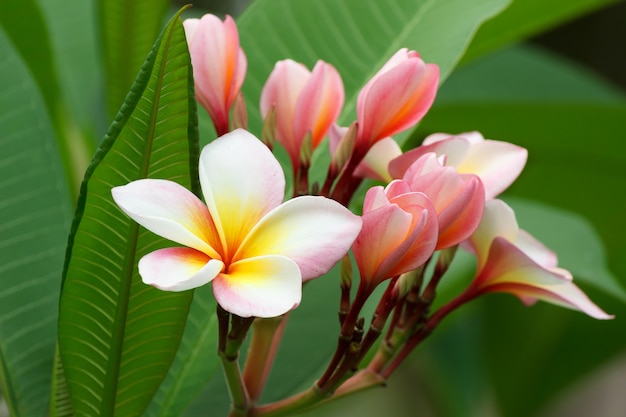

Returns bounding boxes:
[1,0,624,416]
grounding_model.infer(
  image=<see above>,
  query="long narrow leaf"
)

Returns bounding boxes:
[99,0,170,120]
[0,26,73,417]
[58,8,199,417]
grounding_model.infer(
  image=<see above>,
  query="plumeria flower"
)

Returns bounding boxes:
[462,200,612,319]
[352,180,438,291]
[402,152,485,249]
[390,131,528,199]
[355,48,439,154]
[184,14,247,135]
[112,129,362,318]
[260,59,344,168]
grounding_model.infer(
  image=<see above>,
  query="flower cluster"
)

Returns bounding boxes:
[111,12,610,415]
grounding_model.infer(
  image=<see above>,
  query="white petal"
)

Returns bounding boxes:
[139,247,224,291]
[112,179,220,258]
[199,129,286,257]
[236,196,362,281]
[212,255,301,318]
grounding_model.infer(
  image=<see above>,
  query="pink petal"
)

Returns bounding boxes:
[293,61,344,148]
[355,190,438,285]
[212,255,302,318]
[260,60,310,163]
[457,140,527,199]
[357,55,439,145]
[475,238,612,319]
[388,136,470,179]
[353,203,414,284]
[403,153,485,249]
[199,129,285,260]
[186,14,245,134]
[236,196,362,281]
[111,179,221,258]
[139,247,224,291]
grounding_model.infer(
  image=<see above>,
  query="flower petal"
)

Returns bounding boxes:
[199,129,285,260]
[260,59,310,162]
[236,196,362,281]
[293,61,344,148]
[355,137,402,182]
[475,238,612,319]
[466,199,520,271]
[111,179,221,258]
[457,139,527,199]
[139,247,224,291]
[212,255,302,318]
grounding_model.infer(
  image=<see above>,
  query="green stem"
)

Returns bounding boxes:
[250,386,324,417]
[243,315,289,404]
[220,352,250,416]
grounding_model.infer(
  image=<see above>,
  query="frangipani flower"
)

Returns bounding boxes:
[356,48,439,152]
[352,180,438,290]
[463,200,612,319]
[260,59,344,168]
[184,14,247,135]
[112,129,362,318]
[402,153,485,249]
[389,131,528,199]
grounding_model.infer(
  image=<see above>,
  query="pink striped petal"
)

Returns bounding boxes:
[475,238,612,319]
[357,50,439,145]
[353,203,414,283]
[185,14,245,134]
[293,61,344,148]
[139,247,224,291]
[236,196,362,281]
[199,129,285,260]
[260,60,310,161]
[212,255,302,318]
[111,179,221,259]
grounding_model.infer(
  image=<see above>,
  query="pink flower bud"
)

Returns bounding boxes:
[352,182,438,289]
[356,49,439,151]
[260,59,344,168]
[184,14,247,135]
[402,153,485,249]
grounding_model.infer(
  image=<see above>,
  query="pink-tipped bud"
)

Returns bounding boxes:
[356,49,439,152]
[184,14,247,135]
[260,59,344,168]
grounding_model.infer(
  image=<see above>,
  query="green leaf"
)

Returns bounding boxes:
[58,8,199,417]
[99,0,170,120]
[460,0,621,64]
[0,26,73,417]
[35,0,102,136]
[143,285,219,417]
[0,0,93,199]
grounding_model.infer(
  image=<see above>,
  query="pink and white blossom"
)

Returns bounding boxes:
[112,129,361,318]
[463,200,612,319]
